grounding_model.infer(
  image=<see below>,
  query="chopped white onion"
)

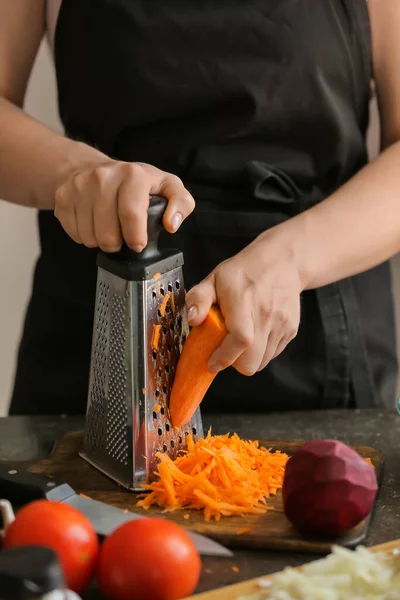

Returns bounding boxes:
[237,545,400,600]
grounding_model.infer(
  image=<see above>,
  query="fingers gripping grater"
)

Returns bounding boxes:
[80,196,204,491]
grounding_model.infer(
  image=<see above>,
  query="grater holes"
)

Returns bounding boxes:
[152,290,157,299]
[147,268,195,472]
[106,292,129,465]
[192,427,197,435]
[85,280,110,453]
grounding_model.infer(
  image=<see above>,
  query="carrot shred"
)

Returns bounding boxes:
[151,325,161,349]
[159,293,170,317]
[153,272,161,280]
[136,430,289,520]
[365,457,374,467]
[171,293,176,314]
[142,387,147,394]
[236,528,250,535]
[153,404,161,413]
[232,566,239,573]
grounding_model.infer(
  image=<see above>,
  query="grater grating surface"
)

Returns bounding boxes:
[145,269,203,476]
[106,292,129,465]
[81,196,204,491]
[84,280,109,454]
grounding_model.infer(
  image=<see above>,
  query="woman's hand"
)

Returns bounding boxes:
[54,160,195,252]
[185,232,303,376]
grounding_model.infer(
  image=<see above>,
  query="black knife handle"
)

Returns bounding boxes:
[0,463,59,506]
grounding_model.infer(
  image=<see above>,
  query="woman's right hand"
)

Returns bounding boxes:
[54,160,195,253]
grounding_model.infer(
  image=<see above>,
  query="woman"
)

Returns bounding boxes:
[0,0,398,415]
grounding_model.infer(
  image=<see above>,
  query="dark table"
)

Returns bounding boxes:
[0,409,399,597]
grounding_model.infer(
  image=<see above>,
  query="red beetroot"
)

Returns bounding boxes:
[282,440,378,537]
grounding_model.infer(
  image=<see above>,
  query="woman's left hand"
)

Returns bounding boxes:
[185,232,304,376]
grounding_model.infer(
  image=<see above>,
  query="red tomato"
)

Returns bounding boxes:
[3,500,99,593]
[97,517,201,600]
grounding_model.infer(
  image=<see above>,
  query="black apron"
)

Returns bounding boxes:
[10,0,397,415]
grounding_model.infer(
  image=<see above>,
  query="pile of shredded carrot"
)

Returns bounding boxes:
[136,431,289,521]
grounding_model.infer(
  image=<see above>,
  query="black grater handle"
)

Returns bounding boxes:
[97,194,182,280]
[117,195,167,262]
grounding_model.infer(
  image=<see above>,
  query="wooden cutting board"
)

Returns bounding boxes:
[20,430,383,553]
[187,538,400,599]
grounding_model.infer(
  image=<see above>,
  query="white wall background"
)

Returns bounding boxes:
[0,41,399,415]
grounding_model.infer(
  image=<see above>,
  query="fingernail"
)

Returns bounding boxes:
[132,245,144,253]
[187,305,198,322]
[209,363,223,374]
[171,212,183,232]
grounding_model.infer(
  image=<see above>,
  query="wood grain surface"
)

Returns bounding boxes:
[17,429,384,554]
[187,538,400,599]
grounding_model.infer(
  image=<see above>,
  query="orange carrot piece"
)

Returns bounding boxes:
[365,457,374,467]
[236,528,250,536]
[159,293,170,317]
[153,404,161,413]
[153,272,161,280]
[169,306,227,426]
[136,430,289,521]
[171,293,176,314]
[151,324,161,349]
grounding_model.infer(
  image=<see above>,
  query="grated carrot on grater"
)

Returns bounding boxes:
[151,324,161,349]
[159,293,170,317]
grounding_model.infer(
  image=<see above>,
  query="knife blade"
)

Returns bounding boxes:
[0,463,233,558]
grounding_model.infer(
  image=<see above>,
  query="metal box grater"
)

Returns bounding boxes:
[80,196,204,491]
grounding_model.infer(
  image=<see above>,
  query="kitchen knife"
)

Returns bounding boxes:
[0,463,233,558]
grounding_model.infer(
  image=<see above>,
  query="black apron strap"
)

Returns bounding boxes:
[316,284,351,409]
[339,277,377,407]
[316,277,376,410]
